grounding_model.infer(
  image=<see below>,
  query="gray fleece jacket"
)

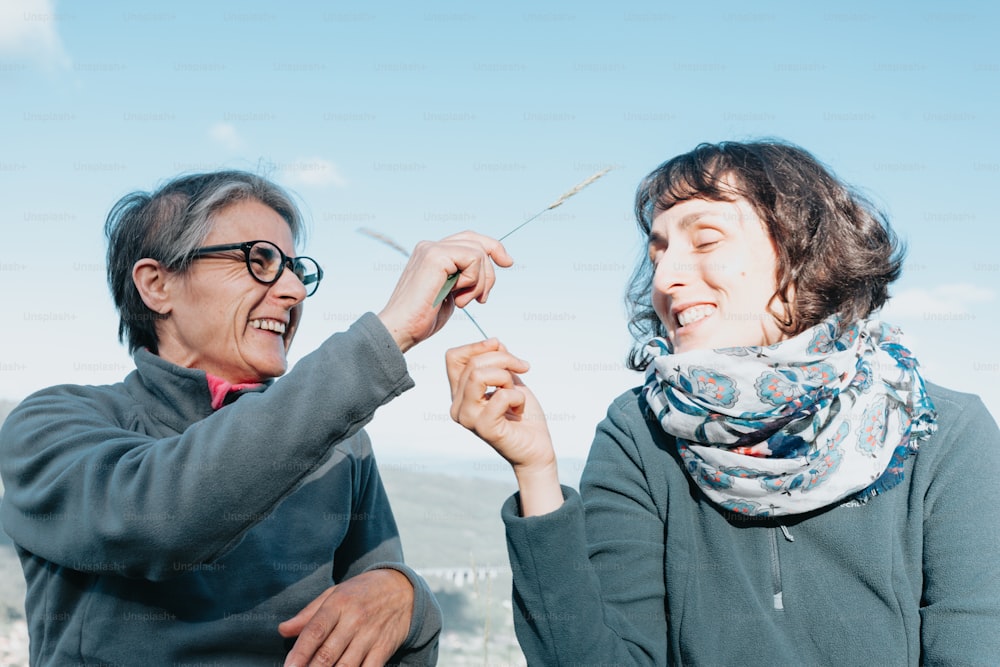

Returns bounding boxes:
[0,313,440,666]
[504,382,1000,666]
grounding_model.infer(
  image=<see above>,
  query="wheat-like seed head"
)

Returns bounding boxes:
[546,166,613,210]
[357,227,411,258]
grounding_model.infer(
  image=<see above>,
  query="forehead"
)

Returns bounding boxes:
[204,199,295,252]
[650,197,752,233]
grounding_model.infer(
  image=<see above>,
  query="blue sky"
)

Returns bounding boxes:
[2,0,998,481]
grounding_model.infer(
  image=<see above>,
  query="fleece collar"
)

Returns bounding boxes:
[127,348,271,432]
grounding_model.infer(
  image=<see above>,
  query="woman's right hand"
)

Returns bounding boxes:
[446,339,564,515]
[377,232,512,353]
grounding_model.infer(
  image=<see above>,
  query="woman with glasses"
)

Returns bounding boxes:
[0,170,511,666]
[446,141,1000,665]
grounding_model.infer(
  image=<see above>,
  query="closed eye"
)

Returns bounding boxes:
[692,228,724,249]
[647,231,667,262]
[250,246,279,269]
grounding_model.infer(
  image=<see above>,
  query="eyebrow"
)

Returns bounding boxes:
[647,212,704,245]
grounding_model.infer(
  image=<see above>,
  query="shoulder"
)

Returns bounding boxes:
[0,380,136,467]
[600,386,670,452]
[924,380,998,441]
[5,379,132,423]
[926,380,992,413]
[586,386,676,478]
[604,386,650,425]
[908,381,1000,487]
[590,387,649,453]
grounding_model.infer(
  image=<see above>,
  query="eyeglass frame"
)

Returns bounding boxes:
[190,240,324,296]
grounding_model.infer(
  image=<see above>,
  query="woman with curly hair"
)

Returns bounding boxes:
[447,140,1000,665]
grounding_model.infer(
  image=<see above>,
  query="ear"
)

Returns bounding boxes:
[132,258,174,315]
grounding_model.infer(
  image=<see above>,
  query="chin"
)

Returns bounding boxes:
[262,365,288,381]
[246,359,288,383]
[673,335,753,354]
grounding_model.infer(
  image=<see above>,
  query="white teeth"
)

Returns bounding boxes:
[677,305,716,327]
[250,319,287,334]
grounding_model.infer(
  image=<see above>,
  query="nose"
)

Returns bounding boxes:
[271,263,308,304]
[651,244,691,295]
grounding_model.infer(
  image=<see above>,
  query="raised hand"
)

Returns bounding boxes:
[377,231,512,353]
[446,339,564,516]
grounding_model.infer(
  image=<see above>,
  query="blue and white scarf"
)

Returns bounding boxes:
[642,316,937,517]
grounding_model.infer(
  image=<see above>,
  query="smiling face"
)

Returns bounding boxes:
[648,196,787,353]
[153,199,306,383]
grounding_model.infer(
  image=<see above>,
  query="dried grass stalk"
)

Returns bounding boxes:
[499,166,613,241]
[357,227,411,258]
[545,166,614,210]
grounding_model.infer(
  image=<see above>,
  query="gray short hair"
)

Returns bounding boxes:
[104,170,304,354]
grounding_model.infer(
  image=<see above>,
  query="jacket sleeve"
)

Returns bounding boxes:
[919,392,1000,665]
[502,397,668,666]
[0,313,415,581]
[329,437,441,666]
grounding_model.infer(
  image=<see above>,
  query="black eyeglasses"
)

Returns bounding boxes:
[191,240,323,296]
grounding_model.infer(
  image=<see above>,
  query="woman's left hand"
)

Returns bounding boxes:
[278,569,413,667]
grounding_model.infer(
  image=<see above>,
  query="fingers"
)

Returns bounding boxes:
[280,597,344,666]
[444,338,504,390]
[440,229,515,271]
[446,342,537,449]
[277,588,330,638]
[445,342,529,403]
[377,232,511,352]
[409,231,508,308]
[280,570,412,667]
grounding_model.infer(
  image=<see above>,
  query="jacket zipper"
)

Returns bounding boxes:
[769,526,794,611]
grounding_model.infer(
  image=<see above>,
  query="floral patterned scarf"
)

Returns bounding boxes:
[642,316,937,517]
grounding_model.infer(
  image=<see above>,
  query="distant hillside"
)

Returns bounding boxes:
[380,467,517,570]
[377,468,528,664]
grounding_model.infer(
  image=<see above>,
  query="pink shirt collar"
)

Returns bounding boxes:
[205,374,264,410]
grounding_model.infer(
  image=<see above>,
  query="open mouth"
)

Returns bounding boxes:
[675,304,716,328]
[249,319,287,335]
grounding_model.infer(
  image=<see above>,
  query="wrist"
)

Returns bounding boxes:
[512,461,563,517]
[376,311,415,353]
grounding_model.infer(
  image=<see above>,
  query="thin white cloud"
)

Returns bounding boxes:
[280,158,347,188]
[0,0,71,70]
[883,283,995,320]
[208,122,244,151]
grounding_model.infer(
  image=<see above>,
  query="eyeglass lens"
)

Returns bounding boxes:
[248,242,320,294]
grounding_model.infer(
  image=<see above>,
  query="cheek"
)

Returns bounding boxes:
[649,276,670,317]
[702,253,747,284]
[651,295,669,323]
[711,241,777,284]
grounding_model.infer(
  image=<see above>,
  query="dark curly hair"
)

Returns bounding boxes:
[626,140,905,370]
